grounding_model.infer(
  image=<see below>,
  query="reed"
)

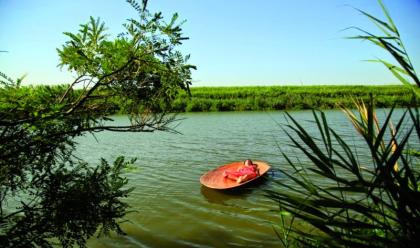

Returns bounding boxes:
[267,1,419,247]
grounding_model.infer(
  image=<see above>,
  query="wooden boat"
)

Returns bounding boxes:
[200,161,270,189]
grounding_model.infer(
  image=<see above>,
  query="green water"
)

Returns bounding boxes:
[74,109,409,247]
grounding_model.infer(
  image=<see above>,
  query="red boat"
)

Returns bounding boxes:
[200,161,271,189]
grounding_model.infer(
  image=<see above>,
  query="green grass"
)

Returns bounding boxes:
[170,85,414,112]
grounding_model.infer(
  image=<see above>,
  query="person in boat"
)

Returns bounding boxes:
[223,159,259,183]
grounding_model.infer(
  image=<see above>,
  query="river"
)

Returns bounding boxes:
[75,109,414,247]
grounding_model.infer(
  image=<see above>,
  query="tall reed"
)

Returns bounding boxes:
[267,0,419,247]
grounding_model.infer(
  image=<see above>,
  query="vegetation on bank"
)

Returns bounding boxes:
[172,85,413,112]
[8,84,411,114]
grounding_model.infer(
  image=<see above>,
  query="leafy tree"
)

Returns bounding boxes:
[0,0,194,247]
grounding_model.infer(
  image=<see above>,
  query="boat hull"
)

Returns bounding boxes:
[200,161,270,189]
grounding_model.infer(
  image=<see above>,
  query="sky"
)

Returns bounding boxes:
[0,0,419,87]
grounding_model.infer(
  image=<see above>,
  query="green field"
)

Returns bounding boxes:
[169,85,414,112]
[5,85,414,114]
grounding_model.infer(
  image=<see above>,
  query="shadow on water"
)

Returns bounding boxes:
[200,175,271,205]
[265,167,284,179]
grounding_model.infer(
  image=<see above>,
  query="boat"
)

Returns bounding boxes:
[200,161,270,189]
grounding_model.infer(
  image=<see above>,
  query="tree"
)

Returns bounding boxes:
[0,0,195,247]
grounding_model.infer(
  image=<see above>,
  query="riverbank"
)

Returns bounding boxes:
[169,85,413,112]
[8,84,414,113]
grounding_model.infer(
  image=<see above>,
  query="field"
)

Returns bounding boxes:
[169,85,413,112]
[7,85,414,113]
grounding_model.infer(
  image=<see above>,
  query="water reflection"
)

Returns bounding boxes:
[265,168,284,179]
[200,175,271,205]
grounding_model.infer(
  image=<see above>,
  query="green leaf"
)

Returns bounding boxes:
[356,8,396,35]
[377,0,399,35]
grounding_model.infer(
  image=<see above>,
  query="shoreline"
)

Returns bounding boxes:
[167,85,416,112]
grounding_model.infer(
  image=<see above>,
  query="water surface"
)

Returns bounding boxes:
[75,109,414,247]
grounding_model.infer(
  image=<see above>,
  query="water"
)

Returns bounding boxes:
[74,109,415,247]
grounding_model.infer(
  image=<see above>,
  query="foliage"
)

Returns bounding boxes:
[175,85,414,112]
[267,0,419,247]
[98,85,413,112]
[6,85,413,113]
[348,0,419,96]
[272,206,296,248]
[268,106,419,247]
[56,0,195,123]
[0,0,194,247]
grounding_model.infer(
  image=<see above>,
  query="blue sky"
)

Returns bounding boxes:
[0,0,419,86]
